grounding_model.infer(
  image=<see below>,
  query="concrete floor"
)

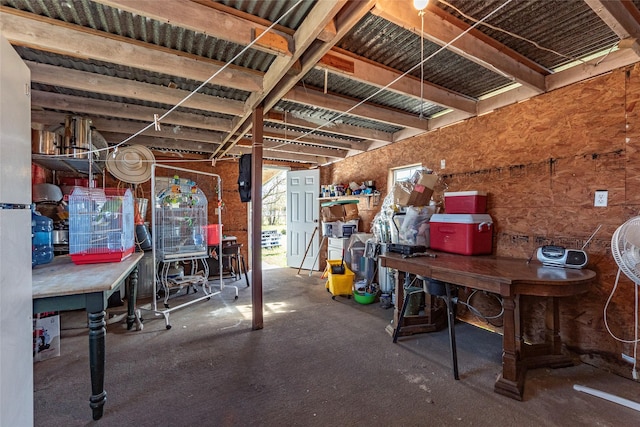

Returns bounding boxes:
[34,264,640,426]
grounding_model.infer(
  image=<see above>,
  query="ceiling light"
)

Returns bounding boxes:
[413,0,429,11]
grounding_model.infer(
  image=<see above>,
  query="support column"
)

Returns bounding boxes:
[251,104,264,330]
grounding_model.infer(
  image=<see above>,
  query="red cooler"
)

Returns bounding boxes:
[444,191,487,214]
[429,214,493,255]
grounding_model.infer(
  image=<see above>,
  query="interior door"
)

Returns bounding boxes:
[286,169,319,269]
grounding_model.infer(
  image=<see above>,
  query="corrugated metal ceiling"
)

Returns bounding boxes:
[437,0,620,70]
[1,0,637,164]
[337,12,514,99]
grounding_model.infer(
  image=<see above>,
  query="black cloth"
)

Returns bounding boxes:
[238,154,251,202]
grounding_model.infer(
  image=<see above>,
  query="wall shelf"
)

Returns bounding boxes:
[32,154,104,176]
[318,194,378,208]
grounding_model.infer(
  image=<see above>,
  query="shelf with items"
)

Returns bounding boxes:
[32,124,108,177]
[318,193,380,209]
[32,154,105,176]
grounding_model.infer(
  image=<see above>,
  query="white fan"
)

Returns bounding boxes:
[608,217,640,372]
[581,218,640,411]
[611,217,640,286]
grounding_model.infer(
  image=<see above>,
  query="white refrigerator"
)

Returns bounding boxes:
[0,35,34,426]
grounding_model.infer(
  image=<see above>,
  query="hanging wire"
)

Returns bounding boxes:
[45,0,305,161]
[272,0,515,149]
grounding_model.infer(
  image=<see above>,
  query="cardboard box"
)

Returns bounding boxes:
[321,201,359,222]
[33,312,60,362]
[321,205,344,222]
[393,181,413,206]
[429,214,493,255]
[343,203,359,221]
[393,172,438,207]
[393,182,435,207]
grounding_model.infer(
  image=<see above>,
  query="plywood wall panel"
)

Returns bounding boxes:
[325,66,640,374]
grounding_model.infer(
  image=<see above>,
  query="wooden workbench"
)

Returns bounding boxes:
[379,251,596,401]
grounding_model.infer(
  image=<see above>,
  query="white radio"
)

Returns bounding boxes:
[536,245,588,269]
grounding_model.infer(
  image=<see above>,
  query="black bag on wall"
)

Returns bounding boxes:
[238,154,251,202]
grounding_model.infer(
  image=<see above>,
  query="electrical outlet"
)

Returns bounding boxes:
[440,159,446,169]
[594,190,608,207]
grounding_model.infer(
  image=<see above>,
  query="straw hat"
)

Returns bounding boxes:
[106,145,155,184]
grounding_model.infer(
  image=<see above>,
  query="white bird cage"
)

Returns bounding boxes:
[68,187,135,264]
[154,177,208,260]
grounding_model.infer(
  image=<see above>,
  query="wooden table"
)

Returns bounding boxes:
[379,252,596,400]
[32,252,143,420]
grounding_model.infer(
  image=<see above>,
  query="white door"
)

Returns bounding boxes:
[286,169,319,269]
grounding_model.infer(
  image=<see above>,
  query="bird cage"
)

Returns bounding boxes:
[68,187,135,264]
[154,177,208,260]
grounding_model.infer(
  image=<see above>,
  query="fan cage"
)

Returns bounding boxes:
[612,217,640,285]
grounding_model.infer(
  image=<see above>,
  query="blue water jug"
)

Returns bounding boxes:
[32,207,54,267]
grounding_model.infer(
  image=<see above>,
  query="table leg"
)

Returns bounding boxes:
[385,270,405,336]
[127,265,139,330]
[548,296,562,355]
[494,295,526,400]
[88,310,107,420]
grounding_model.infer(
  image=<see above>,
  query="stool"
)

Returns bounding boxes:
[393,277,459,380]
[221,243,250,287]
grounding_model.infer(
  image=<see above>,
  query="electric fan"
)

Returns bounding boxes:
[576,218,640,411]
[608,216,640,379]
[611,217,640,287]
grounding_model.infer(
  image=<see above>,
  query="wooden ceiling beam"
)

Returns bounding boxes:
[226,144,325,165]
[214,0,355,157]
[264,111,395,145]
[372,0,547,92]
[261,128,360,153]
[317,49,477,114]
[30,91,234,133]
[100,132,218,155]
[238,136,348,159]
[0,8,262,93]
[262,0,377,114]
[92,0,294,57]
[26,62,245,117]
[31,111,225,144]
[30,90,357,154]
[284,85,429,131]
[584,0,640,39]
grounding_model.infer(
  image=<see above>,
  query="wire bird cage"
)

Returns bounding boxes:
[154,177,208,260]
[68,187,135,264]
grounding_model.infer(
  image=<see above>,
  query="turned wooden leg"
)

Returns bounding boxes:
[88,309,107,420]
[127,265,139,330]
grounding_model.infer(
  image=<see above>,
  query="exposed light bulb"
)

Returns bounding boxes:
[413,0,429,11]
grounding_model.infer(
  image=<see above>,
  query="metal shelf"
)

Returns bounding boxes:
[32,154,104,175]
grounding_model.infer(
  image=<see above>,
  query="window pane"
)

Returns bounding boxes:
[393,165,422,183]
